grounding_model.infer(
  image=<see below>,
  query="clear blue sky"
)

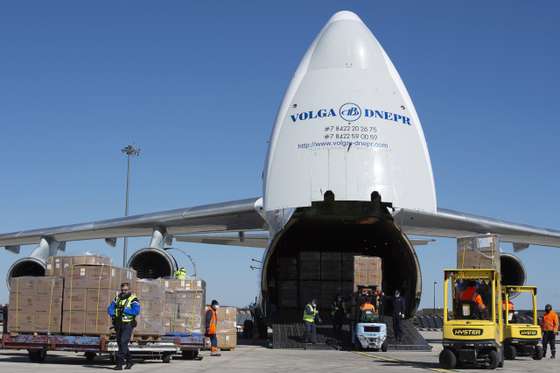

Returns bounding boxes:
[1,1,559,310]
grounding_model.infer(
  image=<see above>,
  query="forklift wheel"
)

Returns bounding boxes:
[533,345,544,360]
[504,344,517,360]
[439,348,457,369]
[488,350,499,369]
[28,349,46,363]
[381,340,388,352]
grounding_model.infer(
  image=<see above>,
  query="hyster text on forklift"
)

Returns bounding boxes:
[439,269,505,370]
[502,285,543,360]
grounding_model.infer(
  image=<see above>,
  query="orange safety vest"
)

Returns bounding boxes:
[474,294,486,309]
[542,311,559,332]
[207,307,218,335]
[502,300,514,311]
[360,302,375,312]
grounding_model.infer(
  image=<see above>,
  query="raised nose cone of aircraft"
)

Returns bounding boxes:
[264,11,436,213]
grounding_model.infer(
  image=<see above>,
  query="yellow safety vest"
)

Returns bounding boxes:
[175,269,187,280]
[303,304,318,323]
[114,294,138,323]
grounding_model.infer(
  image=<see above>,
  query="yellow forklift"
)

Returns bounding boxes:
[502,285,543,360]
[439,269,504,369]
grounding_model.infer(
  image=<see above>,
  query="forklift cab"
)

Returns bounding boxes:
[502,286,543,360]
[440,269,504,369]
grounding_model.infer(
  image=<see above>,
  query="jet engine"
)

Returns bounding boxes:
[500,253,526,287]
[127,247,178,279]
[6,256,46,287]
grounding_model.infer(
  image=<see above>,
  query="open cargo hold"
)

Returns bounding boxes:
[161,278,206,334]
[457,234,500,271]
[8,276,63,333]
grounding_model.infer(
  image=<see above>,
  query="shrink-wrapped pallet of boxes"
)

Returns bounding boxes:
[46,255,112,276]
[353,256,382,291]
[457,234,500,271]
[216,306,237,350]
[8,276,63,333]
[160,278,206,333]
[62,264,136,335]
[134,279,165,336]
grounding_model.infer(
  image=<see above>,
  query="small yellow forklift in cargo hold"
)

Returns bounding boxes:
[502,285,543,360]
[439,269,504,369]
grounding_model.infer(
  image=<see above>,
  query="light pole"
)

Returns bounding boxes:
[121,144,140,267]
[433,281,438,311]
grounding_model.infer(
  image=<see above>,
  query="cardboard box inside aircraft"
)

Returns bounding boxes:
[353,256,382,291]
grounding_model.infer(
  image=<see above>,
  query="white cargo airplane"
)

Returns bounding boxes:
[1,11,559,317]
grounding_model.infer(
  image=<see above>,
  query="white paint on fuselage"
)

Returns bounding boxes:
[263,11,436,215]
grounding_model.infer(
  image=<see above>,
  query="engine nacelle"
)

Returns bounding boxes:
[127,248,178,279]
[6,257,46,289]
[500,253,526,287]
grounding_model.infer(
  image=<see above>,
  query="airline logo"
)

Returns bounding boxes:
[452,328,483,336]
[290,103,411,125]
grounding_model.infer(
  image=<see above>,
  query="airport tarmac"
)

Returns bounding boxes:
[0,344,558,373]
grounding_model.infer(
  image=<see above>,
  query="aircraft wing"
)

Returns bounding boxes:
[175,230,269,248]
[0,197,266,250]
[394,207,560,249]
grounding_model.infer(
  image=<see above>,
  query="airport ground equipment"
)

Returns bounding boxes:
[162,332,206,359]
[502,285,543,360]
[351,286,388,351]
[439,269,504,369]
[1,333,179,363]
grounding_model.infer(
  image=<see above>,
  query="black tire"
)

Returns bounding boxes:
[504,344,517,360]
[182,350,199,360]
[109,353,116,364]
[162,353,172,363]
[533,345,544,360]
[488,350,499,369]
[439,348,457,369]
[84,352,96,362]
[381,340,388,352]
[28,349,46,363]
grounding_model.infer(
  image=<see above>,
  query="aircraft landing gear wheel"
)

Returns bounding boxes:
[84,352,96,362]
[381,340,388,352]
[505,344,517,360]
[487,350,499,369]
[439,348,457,369]
[28,349,46,363]
[533,345,544,360]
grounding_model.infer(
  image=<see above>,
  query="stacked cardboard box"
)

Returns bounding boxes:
[161,278,206,333]
[457,234,500,271]
[62,264,136,335]
[216,306,237,350]
[46,255,112,276]
[353,256,382,291]
[8,276,63,333]
[134,279,165,335]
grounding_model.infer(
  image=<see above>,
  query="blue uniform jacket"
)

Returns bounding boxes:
[107,296,141,317]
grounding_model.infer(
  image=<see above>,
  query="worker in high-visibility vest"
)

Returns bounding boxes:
[107,282,141,370]
[541,304,559,359]
[174,267,187,280]
[205,300,221,356]
[303,299,320,344]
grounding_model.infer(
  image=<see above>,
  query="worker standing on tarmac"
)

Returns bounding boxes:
[541,304,559,359]
[174,267,187,280]
[331,295,346,339]
[107,282,141,370]
[205,300,221,356]
[303,298,320,344]
[391,290,405,343]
